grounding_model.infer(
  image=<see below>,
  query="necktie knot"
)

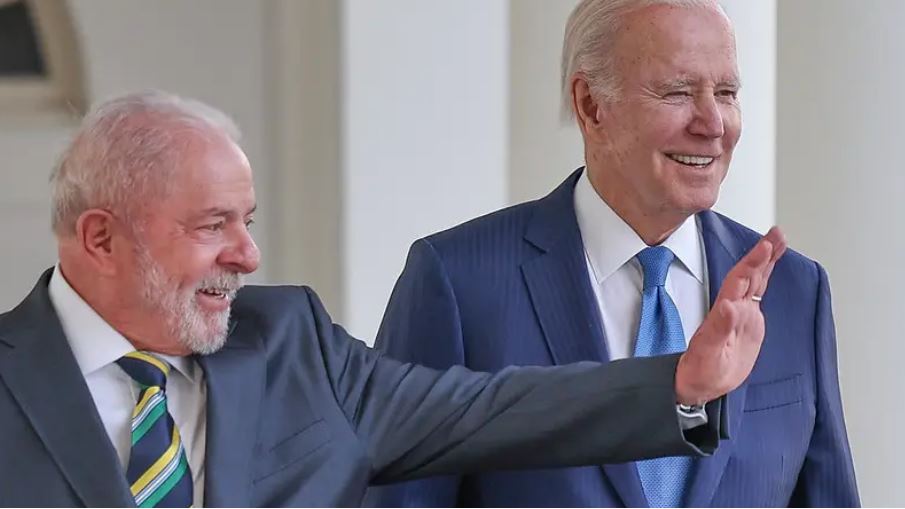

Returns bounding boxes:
[636,246,675,290]
[116,351,170,390]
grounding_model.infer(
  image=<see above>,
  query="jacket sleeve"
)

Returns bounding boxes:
[300,289,722,485]
[789,263,860,506]
[365,239,466,506]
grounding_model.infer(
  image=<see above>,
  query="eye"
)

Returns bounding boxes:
[201,222,225,232]
[665,91,692,98]
[244,218,255,229]
[717,89,739,100]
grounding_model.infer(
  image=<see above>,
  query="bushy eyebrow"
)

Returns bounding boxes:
[195,204,257,220]
[653,77,697,90]
[653,76,742,91]
[716,78,742,90]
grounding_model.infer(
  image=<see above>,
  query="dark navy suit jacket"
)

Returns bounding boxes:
[367,169,859,507]
[0,266,724,507]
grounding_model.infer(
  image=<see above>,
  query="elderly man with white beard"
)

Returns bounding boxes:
[0,90,786,507]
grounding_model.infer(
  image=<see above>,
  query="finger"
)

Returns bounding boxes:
[753,261,775,299]
[764,226,786,261]
[741,236,773,272]
[717,238,771,302]
[762,226,787,268]
[743,227,786,299]
[742,253,767,300]
[754,227,788,297]
[716,267,750,303]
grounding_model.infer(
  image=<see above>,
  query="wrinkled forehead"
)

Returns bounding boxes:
[612,4,738,83]
[170,132,252,183]
[149,135,256,217]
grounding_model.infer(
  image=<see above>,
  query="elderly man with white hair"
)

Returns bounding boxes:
[367,0,859,507]
[0,88,785,507]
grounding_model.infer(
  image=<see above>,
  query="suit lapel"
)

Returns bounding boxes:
[197,317,265,507]
[684,211,751,507]
[521,169,608,366]
[520,169,647,508]
[0,269,134,507]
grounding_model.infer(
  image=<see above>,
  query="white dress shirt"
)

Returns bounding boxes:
[573,170,710,361]
[48,266,207,508]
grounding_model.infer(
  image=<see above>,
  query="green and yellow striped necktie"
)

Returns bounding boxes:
[116,351,193,508]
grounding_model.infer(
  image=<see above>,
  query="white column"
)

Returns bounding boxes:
[777,1,905,505]
[716,0,777,232]
[342,0,509,341]
[264,0,342,316]
[508,0,584,203]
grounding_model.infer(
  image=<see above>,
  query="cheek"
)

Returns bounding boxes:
[647,114,694,151]
[186,253,222,281]
[158,246,218,286]
[722,106,742,147]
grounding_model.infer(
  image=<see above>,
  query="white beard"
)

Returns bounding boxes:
[134,244,243,355]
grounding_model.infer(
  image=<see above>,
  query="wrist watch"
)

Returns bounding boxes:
[676,402,708,429]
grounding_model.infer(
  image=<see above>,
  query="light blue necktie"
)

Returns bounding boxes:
[633,246,693,508]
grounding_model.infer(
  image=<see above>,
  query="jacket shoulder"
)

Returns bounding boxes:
[708,212,820,281]
[232,284,314,314]
[228,285,336,344]
[425,200,540,249]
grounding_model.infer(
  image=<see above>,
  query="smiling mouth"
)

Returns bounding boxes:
[666,153,716,168]
[197,288,230,300]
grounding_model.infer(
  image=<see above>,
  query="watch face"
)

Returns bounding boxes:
[677,403,709,429]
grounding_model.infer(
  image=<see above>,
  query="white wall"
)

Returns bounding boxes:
[0,114,73,310]
[341,0,509,340]
[777,1,905,505]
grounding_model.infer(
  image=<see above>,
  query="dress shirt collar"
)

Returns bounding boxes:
[573,169,705,285]
[48,265,198,383]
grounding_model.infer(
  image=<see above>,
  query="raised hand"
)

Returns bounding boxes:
[675,226,788,405]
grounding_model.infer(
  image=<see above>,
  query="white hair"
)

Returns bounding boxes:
[560,0,726,120]
[50,90,242,236]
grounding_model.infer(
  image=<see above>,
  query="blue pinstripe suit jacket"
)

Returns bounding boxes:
[367,169,859,507]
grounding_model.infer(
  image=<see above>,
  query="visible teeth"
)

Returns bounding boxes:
[668,154,714,166]
[199,288,227,298]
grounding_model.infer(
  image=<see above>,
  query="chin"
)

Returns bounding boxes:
[180,329,229,356]
[670,189,720,217]
[171,307,232,355]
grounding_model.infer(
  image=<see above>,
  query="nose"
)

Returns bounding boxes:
[688,93,725,139]
[219,225,261,274]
